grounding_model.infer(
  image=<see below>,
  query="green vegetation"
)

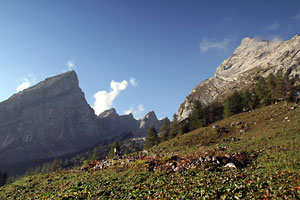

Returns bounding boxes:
[158,117,171,142]
[224,91,243,117]
[144,125,160,149]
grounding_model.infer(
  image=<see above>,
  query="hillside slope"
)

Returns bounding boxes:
[1,102,299,199]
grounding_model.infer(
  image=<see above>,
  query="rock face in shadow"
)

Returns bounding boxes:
[97,109,162,138]
[177,35,300,121]
[0,71,106,167]
[0,71,163,171]
[97,108,140,137]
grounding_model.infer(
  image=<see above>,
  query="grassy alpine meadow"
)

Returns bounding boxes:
[1,102,300,199]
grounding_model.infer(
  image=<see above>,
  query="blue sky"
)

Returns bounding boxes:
[0,1,300,119]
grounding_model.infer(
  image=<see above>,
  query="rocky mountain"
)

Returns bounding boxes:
[0,70,162,173]
[98,108,162,137]
[139,111,161,130]
[0,71,105,168]
[177,35,300,121]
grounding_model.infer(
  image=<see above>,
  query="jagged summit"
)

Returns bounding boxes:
[139,111,161,130]
[143,111,157,120]
[177,34,300,121]
[98,108,118,118]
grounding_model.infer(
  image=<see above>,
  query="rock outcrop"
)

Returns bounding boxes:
[177,35,300,121]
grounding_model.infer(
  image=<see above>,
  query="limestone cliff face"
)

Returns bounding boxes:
[0,71,106,166]
[177,35,300,121]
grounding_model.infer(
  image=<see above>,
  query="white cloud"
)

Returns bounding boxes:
[200,38,231,52]
[66,60,75,70]
[124,104,145,118]
[267,21,280,31]
[93,80,128,115]
[129,77,138,87]
[16,78,31,92]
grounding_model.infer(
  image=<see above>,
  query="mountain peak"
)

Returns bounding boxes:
[144,111,157,119]
[240,37,268,44]
[139,111,161,130]
[98,108,118,118]
[7,70,79,102]
[234,37,271,55]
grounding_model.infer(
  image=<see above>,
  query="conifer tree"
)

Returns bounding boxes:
[242,89,252,110]
[267,73,277,98]
[189,101,205,131]
[275,71,293,104]
[169,114,179,139]
[178,121,190,135]
[251,93,260,109]
[159,117,171,141]
[224,91,243,117]
[144,126,160,149]
[206,102,224,124]
[255,76,269,100]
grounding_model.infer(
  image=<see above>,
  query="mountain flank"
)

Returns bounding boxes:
[177,35,300,121]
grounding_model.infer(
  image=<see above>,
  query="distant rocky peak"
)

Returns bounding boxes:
[144,111,158,121]
[98,108,118,118]
[139,111,161,130]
